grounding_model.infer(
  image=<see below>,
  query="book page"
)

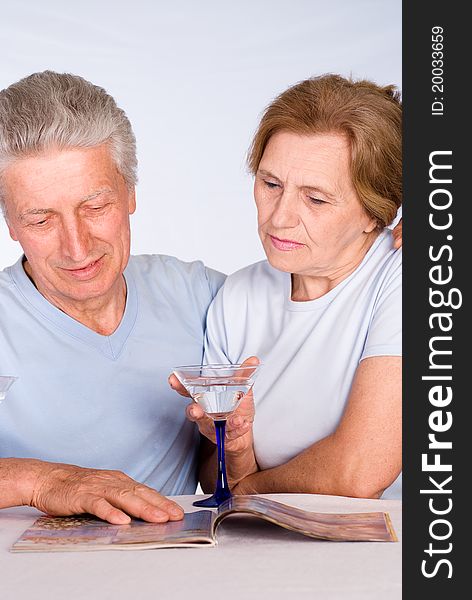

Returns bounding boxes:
[214,496,397,542]
[11,511,216,552]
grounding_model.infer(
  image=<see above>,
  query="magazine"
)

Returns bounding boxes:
[10,495,397,552]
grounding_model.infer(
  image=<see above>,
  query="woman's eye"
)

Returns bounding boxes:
[264,180,280,189]
[308,196,325,205]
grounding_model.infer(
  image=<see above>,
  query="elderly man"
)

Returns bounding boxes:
[0,71,225,524]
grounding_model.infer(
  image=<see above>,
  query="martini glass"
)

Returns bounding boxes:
[173,363,260,508]
[0,376,17,404]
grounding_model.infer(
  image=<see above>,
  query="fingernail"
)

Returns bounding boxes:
[170,507,183,517]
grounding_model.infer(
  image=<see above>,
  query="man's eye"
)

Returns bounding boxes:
[31,219,48,227]
[264,180,280,189]
[308,196,325,205]
[84,204,109,214]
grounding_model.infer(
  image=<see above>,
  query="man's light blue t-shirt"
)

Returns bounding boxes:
[0,254,225,495]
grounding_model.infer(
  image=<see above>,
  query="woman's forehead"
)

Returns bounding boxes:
[259,131,354,194]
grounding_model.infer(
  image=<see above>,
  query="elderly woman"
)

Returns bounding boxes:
[172,74,402,500]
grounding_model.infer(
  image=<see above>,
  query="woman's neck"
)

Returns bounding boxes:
[291,230,380,302]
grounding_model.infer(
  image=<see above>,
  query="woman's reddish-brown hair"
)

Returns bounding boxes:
[248,74,402,227]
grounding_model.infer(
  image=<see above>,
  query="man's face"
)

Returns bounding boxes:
[3,145,136,308]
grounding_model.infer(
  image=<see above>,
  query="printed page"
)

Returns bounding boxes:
[214,496,397,542]
[11,511,216,552]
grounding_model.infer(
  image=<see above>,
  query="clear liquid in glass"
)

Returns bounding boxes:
[186,382,251,420]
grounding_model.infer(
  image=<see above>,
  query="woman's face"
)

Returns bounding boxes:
[254,130,378,279]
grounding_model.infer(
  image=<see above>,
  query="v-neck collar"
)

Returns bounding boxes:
[8,256,138,360]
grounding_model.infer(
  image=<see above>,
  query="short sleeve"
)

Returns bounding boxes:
[361,252,402,361]
[204,267,226,300]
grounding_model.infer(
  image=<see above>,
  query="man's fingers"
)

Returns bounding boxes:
[29,463,184,525]
[133,485,184,521]
[81,495,131,525]
[75,472,184,523]
[104,488,179,523]
[168,374,190,397]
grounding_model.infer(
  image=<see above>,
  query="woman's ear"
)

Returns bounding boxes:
[363,216,378,234]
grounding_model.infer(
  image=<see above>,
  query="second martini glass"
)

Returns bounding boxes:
[173,363,260,508]
[0,376,17,404]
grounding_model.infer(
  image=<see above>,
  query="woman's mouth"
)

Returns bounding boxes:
[269,235,304,251]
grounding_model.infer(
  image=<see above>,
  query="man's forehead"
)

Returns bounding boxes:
[1,146,119,212]
[4,145,116,184]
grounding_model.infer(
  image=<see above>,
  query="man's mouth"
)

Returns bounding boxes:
[61,256,104,279]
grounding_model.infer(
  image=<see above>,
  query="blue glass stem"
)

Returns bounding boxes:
[193,418,232,507]
[214,419,231,503]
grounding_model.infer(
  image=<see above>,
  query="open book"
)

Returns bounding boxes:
[10,495,397,552]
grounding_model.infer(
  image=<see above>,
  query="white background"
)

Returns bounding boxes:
[0,0,401,274]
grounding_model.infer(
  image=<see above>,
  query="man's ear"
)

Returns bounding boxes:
[128,188,136,215]
[7,220,19,242]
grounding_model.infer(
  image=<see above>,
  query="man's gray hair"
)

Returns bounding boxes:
[0,70,137,214]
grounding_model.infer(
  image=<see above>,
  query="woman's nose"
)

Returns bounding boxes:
[270,189,300,229]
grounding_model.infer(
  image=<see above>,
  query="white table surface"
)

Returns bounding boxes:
[0,493,401,600]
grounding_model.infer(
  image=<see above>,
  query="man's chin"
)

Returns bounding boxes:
[49,272,123,306]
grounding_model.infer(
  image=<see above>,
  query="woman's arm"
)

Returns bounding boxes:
[232,355,401,498]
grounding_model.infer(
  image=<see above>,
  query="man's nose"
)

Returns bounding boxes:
[270,188,300,229]
[60,218,93,262]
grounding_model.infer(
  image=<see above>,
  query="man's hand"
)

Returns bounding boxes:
[32,462,184,524]
[392,218,402,249]
[0,458,184,524]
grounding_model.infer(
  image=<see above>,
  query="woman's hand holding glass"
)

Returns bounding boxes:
[186,389,255,454]
[168,356,260,488]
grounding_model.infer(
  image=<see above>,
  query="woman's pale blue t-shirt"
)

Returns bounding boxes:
[204,230,402,499]
[0,254,225,495]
